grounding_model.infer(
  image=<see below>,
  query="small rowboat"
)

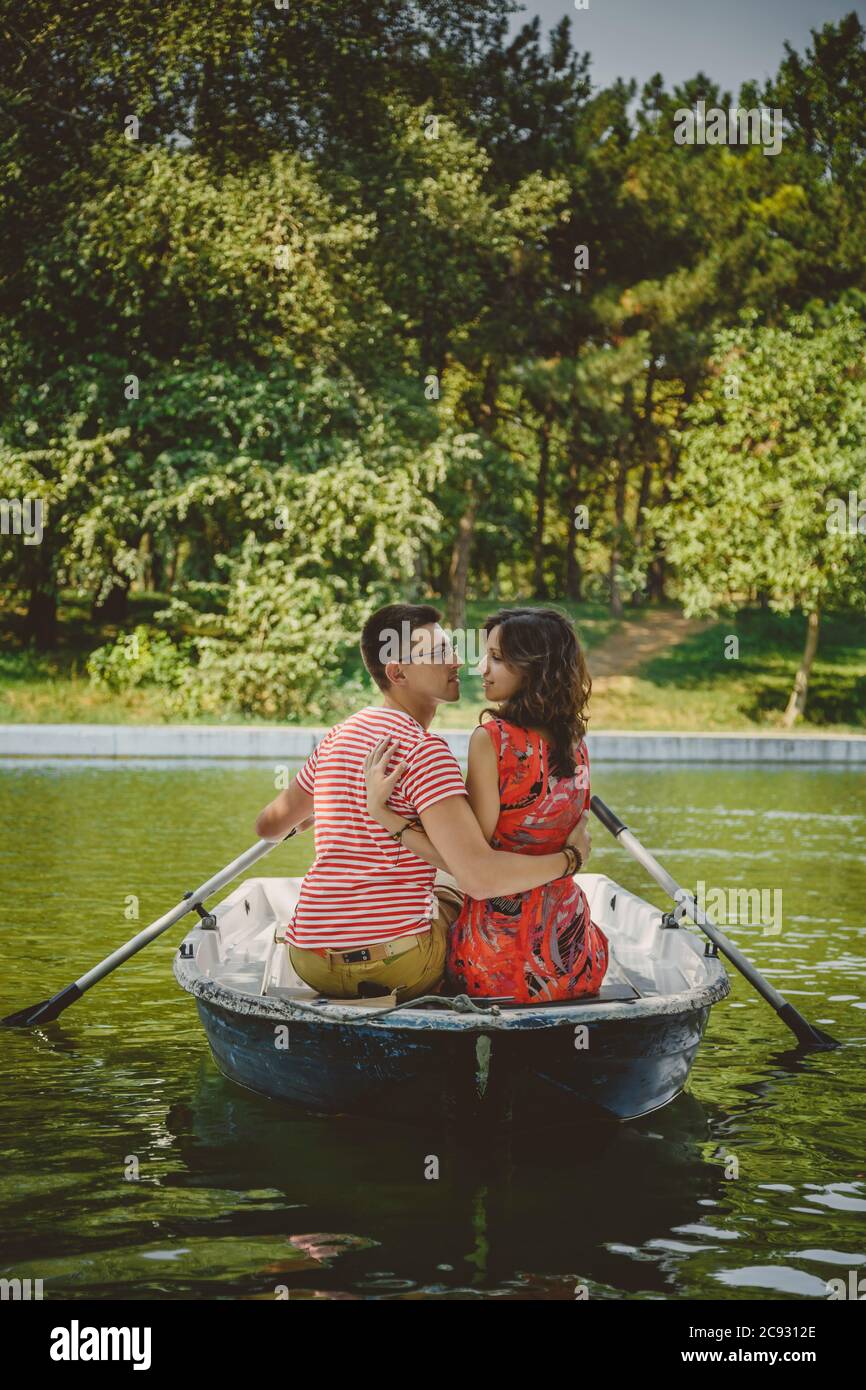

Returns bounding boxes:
[173,872,730,1128]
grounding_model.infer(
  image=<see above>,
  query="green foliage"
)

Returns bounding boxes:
[651,306,866,617]
[86,625,190,696]
[1,4,864,721]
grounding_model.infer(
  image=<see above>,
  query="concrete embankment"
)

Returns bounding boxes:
[1,724,865,764]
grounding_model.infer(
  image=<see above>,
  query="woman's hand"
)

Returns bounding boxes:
[363,737,407,825]
[567,811,591,868]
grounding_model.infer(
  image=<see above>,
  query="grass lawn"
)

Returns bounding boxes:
[1,592,865,733]
[613,609,866,733]
[0,591,179,725]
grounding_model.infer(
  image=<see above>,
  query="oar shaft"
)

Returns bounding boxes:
[613,827,681,900]
[615,826,789,1014]
[75,838,279,993]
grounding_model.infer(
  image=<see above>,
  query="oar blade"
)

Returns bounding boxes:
[777,1003,840,1051]
[0,984,83,1029]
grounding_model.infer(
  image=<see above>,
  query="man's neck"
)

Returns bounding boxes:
[381,690,436,730]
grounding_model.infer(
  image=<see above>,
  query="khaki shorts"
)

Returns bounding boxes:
[289,874,463,1003]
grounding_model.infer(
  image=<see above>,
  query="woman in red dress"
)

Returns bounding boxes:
[446,608,609,1004]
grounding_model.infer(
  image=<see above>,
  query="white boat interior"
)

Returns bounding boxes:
[181,872,726,1019]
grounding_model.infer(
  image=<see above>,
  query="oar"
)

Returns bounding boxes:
[590,796,840,1051]
[2,836,286,1028]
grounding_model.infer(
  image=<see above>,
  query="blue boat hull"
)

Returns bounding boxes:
[195,995,712,1127]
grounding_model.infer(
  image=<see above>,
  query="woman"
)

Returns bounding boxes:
[367,607,609,1004]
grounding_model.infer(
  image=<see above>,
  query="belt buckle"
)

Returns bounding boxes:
[342,947,371,964]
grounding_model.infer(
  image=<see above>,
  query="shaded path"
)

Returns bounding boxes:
[588,609,713,681]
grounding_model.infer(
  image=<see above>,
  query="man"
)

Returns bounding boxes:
[255,602,588,1001]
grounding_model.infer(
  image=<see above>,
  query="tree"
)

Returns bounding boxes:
[649,307,866,724]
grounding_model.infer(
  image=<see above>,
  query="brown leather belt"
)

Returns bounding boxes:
[309,929,430,965]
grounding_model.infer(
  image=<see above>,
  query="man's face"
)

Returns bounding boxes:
[385,622,462,703]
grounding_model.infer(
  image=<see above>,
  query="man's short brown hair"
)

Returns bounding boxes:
[361,603,441,691]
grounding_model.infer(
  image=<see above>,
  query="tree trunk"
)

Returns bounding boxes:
[632,365,656,560]
[564,403,585,600]
[446,491,477,632]
[608,454,628,617]
[24,545,58,649]
[648,376,692,602]
[647,442,678,600]
[166,543,177,591]
[411,543,427,601]
[608,558,624,616]
[137,531,162,592]
[782,609,820,728]
[532,410,552,599]
[629,457,654,608]
[565,494,584,602]
[446,360,497,629]
[26,585,58,649]
[633,459,654,549]
[92,578,130,625]
[150,543,164,593]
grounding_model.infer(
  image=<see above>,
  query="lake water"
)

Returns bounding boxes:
[1,760,864,1300]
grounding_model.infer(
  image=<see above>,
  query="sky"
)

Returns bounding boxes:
[508,1,860,98]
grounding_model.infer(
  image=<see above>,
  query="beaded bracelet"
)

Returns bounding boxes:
[390,816,422,843]
[390,816,422,865]
[560,844,582,878]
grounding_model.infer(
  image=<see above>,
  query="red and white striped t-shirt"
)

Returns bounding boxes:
[288,705,468,949]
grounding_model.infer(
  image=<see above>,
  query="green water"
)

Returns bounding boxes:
[1,760,864,1301]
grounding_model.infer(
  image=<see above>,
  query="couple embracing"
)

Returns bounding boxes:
[255,603,609,1006]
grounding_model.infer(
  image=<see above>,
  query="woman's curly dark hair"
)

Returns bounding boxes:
[481,607,591,777]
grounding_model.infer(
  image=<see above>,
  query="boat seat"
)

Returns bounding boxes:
[487,978,640,1009]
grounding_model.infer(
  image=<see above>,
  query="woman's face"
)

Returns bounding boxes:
[479,624,524,702]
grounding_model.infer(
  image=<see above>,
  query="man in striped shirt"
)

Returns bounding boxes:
[255,603,587,1002]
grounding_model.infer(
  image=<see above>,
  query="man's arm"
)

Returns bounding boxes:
[373,806,451,871]
[255,778,315,841]
[420,795,574,899]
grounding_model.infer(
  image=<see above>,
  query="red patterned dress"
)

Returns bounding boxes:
[446,717,609,1004]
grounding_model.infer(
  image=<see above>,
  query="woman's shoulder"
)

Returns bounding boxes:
[485,714,529,735]
[486,719,544,775]
[472,716,504,749]
[479,714,534,748]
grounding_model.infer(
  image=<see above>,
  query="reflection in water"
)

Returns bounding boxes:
[163,1062,722,1299]
[0,760,864,1299]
